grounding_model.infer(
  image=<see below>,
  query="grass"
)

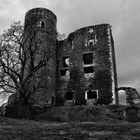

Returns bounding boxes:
[1,105,140,140]
[0,116,140,140]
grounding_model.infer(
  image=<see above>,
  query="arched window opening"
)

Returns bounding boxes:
[118,90,127,105]
[40,21,45,28]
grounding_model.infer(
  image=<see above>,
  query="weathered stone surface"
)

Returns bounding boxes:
[23,8,118,107]
[24,8,57,107]
[56,24,118,105]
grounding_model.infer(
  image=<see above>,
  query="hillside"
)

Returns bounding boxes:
[0,116,140,140]
[0,105,140,139]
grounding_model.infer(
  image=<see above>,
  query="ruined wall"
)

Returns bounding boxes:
[23,7,118,106]
[56,24,118,105]
[24,8,57,106]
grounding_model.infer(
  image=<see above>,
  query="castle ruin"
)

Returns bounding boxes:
[24,8,118,106]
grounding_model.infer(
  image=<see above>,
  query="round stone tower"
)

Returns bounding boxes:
[24,8,57,106]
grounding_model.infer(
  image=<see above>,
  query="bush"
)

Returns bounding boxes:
[5,103,31,118]
[55,96,65,106]
[75,92,86,105]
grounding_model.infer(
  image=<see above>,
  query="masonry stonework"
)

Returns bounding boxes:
[56,24,118,105]
[24,8,118,106]
[24,8,57,106]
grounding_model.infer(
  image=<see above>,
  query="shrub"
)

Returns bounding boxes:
[75,92,86,105]
[55,96,65,106]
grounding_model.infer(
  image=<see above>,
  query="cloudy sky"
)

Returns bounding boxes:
[0,0,140,92]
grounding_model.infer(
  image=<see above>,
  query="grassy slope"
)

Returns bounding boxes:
[0,116,140,140]
[35,105,125,122]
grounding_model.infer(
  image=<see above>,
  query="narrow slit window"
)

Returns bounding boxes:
[57,60,59,68]
[83,53,93,64]
[88,39,94,46]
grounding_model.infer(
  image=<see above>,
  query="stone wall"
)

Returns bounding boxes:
[23,8,118,106]
[56,24,118,105]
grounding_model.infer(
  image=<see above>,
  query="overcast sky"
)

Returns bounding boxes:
[0,0,140,92]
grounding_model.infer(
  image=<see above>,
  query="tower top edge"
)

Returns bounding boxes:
[25,7,56,19]
[67,23,111,37]
[75,23,111,32]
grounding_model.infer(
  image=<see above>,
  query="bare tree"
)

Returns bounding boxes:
[0,21,55,111]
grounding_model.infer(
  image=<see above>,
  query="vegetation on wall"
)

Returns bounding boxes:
[55,79,65,106]
[94,69,111,88]
[90,69,112,104]
[67,66,86,105]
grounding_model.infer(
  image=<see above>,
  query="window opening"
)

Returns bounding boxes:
[71,41,74,49]
[84,38,88,47]
[57,60,59,68]
[63,57,69,67]
[88,39,94,46]
[83,53,93,64]
[40,21,45,28]
[51,97,55,105]
[60,69,68,76]
[84,66,93,73]
[86,90,98,99]
[89,28,94,33]
[87,35,97,46]
[94,35,97,43]
[65,91,74,100]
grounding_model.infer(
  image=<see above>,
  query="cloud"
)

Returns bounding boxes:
[0,0,24,33]
[0,0,50,33]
